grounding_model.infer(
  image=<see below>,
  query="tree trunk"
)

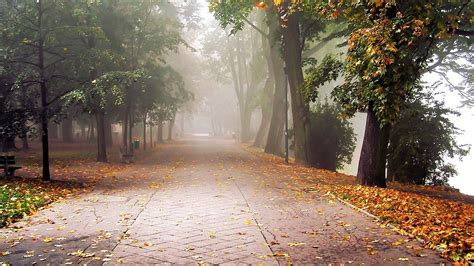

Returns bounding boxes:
[128,109,133,154]
[1,137,16,152]
[157,119,163,143]
[20,120,29,150]
[89,119,95,141]
[280,9,313,166]
[143,115,147,150]
[180,114,184,137]
[38,0,51,181]
[264,7,286,156]
[253,50,273,147]
[168,116,175,141]
[386,157,396,183]
[22,136,29,150]
[149,124,153,148]
[357,101,390,187]
[49,123,59,139]
[105,115,113,146]
[254,15,276,149]
[96,112,107,162]
[254,107,272,148]
[61,118,73,143]
[40,79,50,181]
[80,123,86,140]
[86,124,91,140]
[239,108,252,143]
[19,86,30,150]
[122,107,129,151]
[87,9,104,163]
[236,35,253,143]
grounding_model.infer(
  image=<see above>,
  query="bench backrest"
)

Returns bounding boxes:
[0,156,16,165]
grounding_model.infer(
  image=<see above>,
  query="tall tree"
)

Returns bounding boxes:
[210,0,328,165]
[1,0,93,180]
[318,0,473,187]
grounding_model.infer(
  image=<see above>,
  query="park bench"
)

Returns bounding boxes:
[0,155,22,177]
[119,147,134,163]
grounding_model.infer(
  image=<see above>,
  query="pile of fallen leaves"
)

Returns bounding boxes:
[320,184,473,262]
[0,179,80,227]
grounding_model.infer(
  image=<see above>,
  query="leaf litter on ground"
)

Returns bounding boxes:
[243,144,473,262]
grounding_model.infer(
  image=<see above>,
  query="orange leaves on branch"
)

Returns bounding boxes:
[255,1,268,9]
[372,0,385,8]
[273,0,283,6]
[272,0,303,8]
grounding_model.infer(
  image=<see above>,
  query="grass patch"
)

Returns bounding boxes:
[0,179,80,227]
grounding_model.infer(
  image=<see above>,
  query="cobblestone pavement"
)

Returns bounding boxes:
[0,139,448,264]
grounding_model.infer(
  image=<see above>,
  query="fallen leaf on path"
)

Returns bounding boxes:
[148,183,160,189]
[23,250,34,258]
[68,250,95,258]
[43,237,54,243]
[184,246,195,251]
[269,251,289,258]
[288,242,305,247]
[392,240,404,246]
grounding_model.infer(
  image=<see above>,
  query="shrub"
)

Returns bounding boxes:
[310,100,356,171]
[387,93,470,185]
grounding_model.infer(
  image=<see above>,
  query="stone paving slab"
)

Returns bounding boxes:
[0,139,449,265]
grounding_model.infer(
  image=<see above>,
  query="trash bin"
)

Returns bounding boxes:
[133,140,140,149]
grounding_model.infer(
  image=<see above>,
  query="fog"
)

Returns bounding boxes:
[1,1,473,263]
[181,1,474,194]
[1,0,472,195]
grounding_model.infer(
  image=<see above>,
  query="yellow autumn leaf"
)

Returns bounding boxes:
[386,43,398,52]
[392,240,404,246]
[0,251,11,256]
[43,237,54,243]
[372,0,384,7]
[288,242,305,247]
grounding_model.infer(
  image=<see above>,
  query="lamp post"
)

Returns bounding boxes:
[284,65,289,164]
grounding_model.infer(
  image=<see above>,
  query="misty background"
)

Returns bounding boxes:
[186,1,473,195]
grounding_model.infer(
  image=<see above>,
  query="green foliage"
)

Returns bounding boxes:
[303,54,343,102]
[68,70,146,113]
[209,0,257,34]
[310,100,356,171]
[0,0,192,139]
[387,91,470,185]
[0,67,38,147]
[147,65,193,123]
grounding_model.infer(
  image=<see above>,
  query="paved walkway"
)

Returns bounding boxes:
[0,139,447,264]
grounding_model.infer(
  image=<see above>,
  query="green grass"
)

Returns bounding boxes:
[0,183,47,226]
